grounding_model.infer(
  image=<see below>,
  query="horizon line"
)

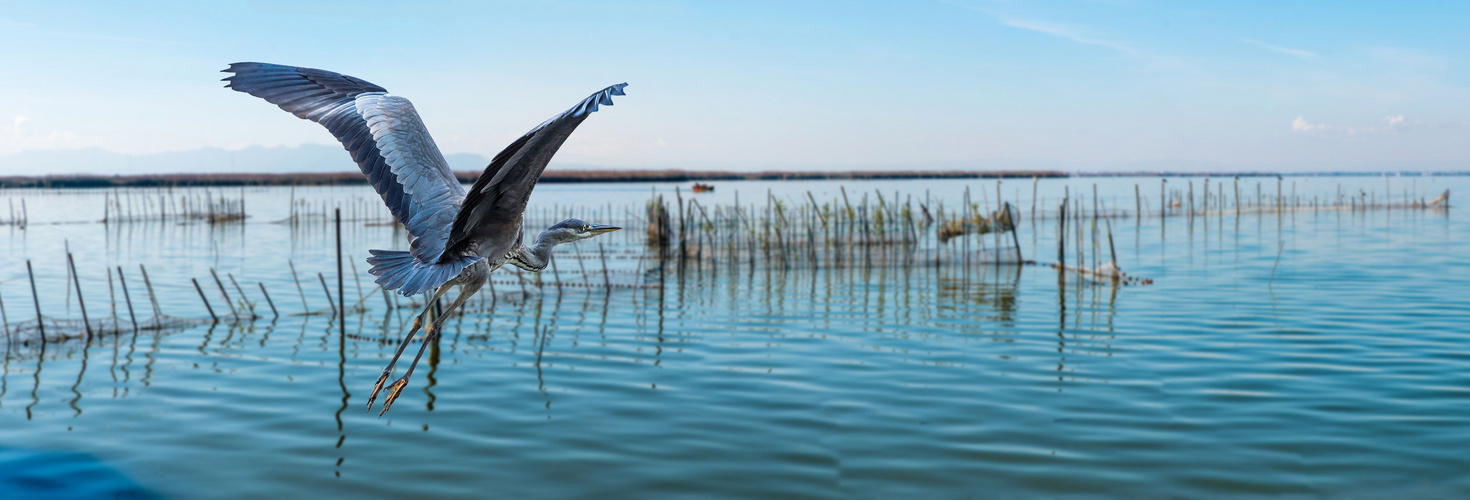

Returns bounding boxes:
[2,168,1466,189]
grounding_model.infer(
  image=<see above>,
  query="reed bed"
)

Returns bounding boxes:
[625,185,1028,275]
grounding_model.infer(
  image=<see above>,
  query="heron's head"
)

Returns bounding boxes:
[540,218,621,246]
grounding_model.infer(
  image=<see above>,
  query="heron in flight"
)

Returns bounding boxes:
[223,63,628,414]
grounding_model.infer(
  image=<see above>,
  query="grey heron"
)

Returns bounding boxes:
[223,63,628,414]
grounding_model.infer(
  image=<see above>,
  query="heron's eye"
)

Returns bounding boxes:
[583,225,591,231]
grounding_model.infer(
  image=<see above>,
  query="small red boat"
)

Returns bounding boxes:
[692,183,715,193]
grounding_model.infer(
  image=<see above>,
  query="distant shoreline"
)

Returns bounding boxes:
[0,169,1462,188]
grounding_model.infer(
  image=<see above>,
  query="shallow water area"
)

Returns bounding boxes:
[1,176,1467,498]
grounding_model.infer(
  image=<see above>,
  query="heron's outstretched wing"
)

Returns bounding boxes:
[222,62,465,264]
[444,83,628,262]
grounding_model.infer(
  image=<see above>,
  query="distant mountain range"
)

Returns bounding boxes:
[1,145,1464,177]
[0,144,493,176]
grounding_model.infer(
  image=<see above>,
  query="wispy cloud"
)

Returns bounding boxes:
[1240,38,1315,60]
[1000,18,1142,56]
[939,0,1151,58]
[1291,115,1418,137]
[0,116,81,154]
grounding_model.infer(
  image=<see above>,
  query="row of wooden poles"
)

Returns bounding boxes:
[640,183,1025,273]
[0,254,308,343]
[285,186,403,224]
[101,188,246,224]
[1050,178,1450,223]
[1052,186,1150,286]
[2,258,168,343]
[0,210,345,343]
[17,176,1450,229]
[2,208,649,345]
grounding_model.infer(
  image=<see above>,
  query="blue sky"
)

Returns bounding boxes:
[0,0,1466,173]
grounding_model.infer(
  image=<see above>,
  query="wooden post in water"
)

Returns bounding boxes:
[1059,191,1068,264]
[210,269,240,322]
[1187,180,1194,218]
[107,262,117,327]
[227,274,251,318]
[117,267,137,330]
[1234,177,1240,216]
[598,242,612,290]
[1032,176,1039,223]
[67,253,93,337]
[676,187,686,262]
[289,260,309,312]
[318,273,337,317]
[192,278,218,323]
[139,264,161,320]
[336,208,344,335]
[258,283,278,319]
[0,289,10,338]
[1105,213,1118,270]
[1007,202,1022,262]
[1202,178,1209,216]
[27,260,44,339]
[1277,177,1283,213]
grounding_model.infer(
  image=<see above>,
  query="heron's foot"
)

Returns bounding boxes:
[378,377,410,417]
[365,368,393,411]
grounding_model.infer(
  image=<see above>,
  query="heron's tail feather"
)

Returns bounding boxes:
[367,250,481,296]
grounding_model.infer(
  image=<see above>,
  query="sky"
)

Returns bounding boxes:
[0,0,1466,174]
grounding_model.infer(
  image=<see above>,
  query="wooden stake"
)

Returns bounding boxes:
[210,269,240,322]
[258,282,278,319]
[318,273,337,317]
[139,264,161,320]
[192,278,218,323]
[67,253,92,337]
[117,266,137,330]
[336,208,344,335]
[27,260,44,338]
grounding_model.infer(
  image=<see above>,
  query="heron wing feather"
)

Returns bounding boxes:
[444,83,628,262]
[223,62,465,264]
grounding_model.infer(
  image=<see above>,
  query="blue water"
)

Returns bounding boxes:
[0,176,1466,498]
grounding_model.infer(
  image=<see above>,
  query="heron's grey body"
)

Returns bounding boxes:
[223,62,627,414]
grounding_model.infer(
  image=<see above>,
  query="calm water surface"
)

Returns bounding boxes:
[0,176,1466,498]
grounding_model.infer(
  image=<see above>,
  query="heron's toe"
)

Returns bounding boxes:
[378,378,409,417]
[366,370,392,411]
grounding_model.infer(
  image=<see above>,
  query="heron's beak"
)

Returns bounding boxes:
[588,224,621,235]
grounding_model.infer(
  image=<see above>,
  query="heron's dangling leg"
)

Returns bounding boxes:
[378,283,483,416]
[367,284,451,411]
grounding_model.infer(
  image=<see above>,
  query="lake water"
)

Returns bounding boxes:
[1,175,1467,498]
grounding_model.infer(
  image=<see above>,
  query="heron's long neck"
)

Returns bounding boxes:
[508,230,556,272]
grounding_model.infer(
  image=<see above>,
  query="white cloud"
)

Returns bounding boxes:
[1240,38,1316,60]
[0,115,81,154]
[1291,116,1325,132]
[1291,114,1418,137]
